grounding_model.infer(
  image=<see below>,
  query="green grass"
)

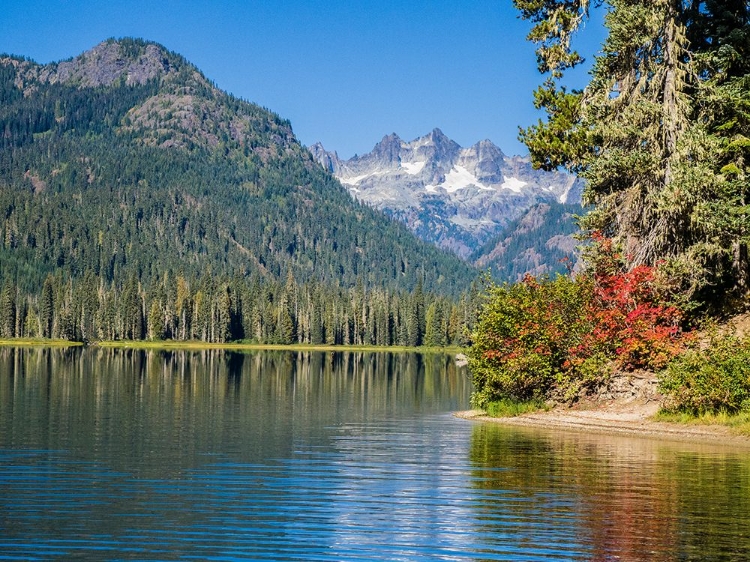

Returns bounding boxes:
[484,398,548,418]
[655,409,750,436]
[94,340,465,354]
[0,338,83,347]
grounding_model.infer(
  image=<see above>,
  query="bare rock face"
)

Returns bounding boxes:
[309,143,342,174]
[4,40,181,92]
[312,129,584,259]
[48,41,177,87]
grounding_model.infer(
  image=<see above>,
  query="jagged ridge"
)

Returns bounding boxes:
[311,128,584,259]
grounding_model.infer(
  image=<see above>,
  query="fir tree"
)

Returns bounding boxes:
[515,0,750,306]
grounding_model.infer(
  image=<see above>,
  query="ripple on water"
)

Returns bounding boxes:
[1,350,749,561]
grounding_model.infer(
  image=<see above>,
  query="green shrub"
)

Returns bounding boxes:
[469,235,687,409]
[485,398,548,417]
[469,274,592,408]
[659,333,750,414]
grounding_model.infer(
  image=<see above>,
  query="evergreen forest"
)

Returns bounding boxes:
[0,39,478,344]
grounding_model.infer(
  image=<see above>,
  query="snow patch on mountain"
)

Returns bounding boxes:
[401,161,426,175]
[426,165,493,193]
[501,177,527,193]
[311,129,584,259]
[340,174,370,186]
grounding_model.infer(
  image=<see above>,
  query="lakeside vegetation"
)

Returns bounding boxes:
[470,1,750,426]
[0,338,83,347]
[655,409,750,437]
[0,336,465,353]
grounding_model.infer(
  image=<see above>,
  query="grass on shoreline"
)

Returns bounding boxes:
[655,409,750,436]
[0,338,83,347]
[96,340,464,354]
[0,338,464,354]
[483,398,549,417]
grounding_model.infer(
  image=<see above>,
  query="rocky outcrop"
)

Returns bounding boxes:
[4,39,184,93]
[312,129,583,259]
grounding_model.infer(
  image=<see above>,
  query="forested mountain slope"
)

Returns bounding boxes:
[472,202,582,281]
[0,39,477,343]
[0,39,475,295]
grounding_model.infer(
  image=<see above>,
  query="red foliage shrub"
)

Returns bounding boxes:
[576,233,684,370]
[470,233,687,407]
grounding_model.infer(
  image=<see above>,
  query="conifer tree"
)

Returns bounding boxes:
[148,300,164,341]
[515,0,750,304]
[1,282,16,338]
[40,276,54,338]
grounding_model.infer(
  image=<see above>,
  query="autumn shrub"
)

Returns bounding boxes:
[469,235,687,410]
[580,234,685,371]
[659,332,750,414]
[469,274,594,408]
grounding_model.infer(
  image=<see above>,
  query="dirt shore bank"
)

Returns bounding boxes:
[456,399,750,448]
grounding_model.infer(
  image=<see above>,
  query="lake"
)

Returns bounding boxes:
[1,347,749,560]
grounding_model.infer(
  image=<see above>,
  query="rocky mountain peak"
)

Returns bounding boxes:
[472,139,505,159]
[370,133,403,165]
[418,128,461,160]
[312,129,584,259]
[309,142,341,174]
[428,127,447,141]
[49,39,181,88]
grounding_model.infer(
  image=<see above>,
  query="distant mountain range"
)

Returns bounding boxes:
[0,39,476,297]
[310,129,584,260]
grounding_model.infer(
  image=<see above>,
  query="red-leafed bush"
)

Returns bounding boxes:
[469,234,687,408]
[576,233,684,370]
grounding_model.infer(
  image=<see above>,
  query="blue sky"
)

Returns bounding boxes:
[0,0,606,158]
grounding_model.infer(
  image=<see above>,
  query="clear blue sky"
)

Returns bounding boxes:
[0,0,605,158]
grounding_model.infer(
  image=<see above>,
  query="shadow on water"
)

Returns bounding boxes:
[469,423,750,561]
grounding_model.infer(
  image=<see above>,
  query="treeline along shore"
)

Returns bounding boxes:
[0,273,476,347]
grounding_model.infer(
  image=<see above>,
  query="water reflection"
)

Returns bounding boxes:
[0,347,468,469]
[2,347,750,560]
[470,424,750,561]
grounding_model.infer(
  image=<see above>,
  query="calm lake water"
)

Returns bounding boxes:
[1,348,749,561]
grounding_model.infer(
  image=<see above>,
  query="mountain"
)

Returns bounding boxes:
[0,39,476,297]
[471,202,582,281]
[310,129,584,259]
[0,39,482,344]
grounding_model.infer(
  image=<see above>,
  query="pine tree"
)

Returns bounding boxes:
[40,276,54,338]
[148,300,164,340]
[0,283,16,338]
[424,300,446,347]
[515,0,750,305]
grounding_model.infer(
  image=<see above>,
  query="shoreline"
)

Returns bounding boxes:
[455,403,750,448]
[94,341,462,353]
[0,339,464,354]
[0,339,83,347]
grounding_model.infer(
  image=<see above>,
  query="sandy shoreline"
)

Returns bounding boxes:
[455,401,750,448]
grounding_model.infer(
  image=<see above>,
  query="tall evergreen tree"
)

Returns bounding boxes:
[515,0,750,305]
[40,276,54,338]
[0,282,16,338]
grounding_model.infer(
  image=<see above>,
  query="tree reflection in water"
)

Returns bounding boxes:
[469,423,750,561]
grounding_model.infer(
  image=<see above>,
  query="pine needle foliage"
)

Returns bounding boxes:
[515,0,750,308]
